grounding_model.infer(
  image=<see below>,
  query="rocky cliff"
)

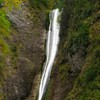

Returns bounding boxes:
[0,0,100,100]
[43,0,100,100]
[0,1,46,100]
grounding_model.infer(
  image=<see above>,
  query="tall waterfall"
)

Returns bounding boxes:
[38,9,60,100]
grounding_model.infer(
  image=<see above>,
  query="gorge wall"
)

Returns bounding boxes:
[0,1,46,100]
[0,0,100,100]
[43,0,100,100]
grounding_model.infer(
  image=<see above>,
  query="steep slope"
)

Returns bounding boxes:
[0,0,64,99]
[0,1,46,100]
[44,0,100,100]
[6,2,46,100]
[0,0,99,100]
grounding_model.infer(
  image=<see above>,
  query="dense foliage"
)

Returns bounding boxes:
[62,0,100,99]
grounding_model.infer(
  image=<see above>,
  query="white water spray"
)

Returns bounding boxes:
[38,9,60,100]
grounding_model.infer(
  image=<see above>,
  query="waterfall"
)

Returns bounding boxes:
[38,9,60,100]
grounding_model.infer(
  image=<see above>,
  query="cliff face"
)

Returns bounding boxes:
[1,1,46,100]
[44,0,100,100]
[0,0,99,100]
[0,0,63,99]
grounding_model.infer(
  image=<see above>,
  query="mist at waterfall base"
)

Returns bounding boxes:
[38,9,60,100]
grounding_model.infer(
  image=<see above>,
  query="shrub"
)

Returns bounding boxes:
[0,10,11,37]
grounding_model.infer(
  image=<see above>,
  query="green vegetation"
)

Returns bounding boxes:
[0,0,21,99]
[67,48,100,100]
[29,0,64,30]
[59,63,70,81]
[67,0,99,55]
[0,0,3,4]
[0,0,99,99]
[0,10,11,37]
[62,0,100,99]
[44,0,100,99]
[0,2,11,81]
[29,0,64,10]
[68,23,89,56]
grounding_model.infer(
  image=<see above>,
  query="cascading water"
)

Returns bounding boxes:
[38,9,60,100]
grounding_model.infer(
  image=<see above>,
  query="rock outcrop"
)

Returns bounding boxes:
[3,1,46,100]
